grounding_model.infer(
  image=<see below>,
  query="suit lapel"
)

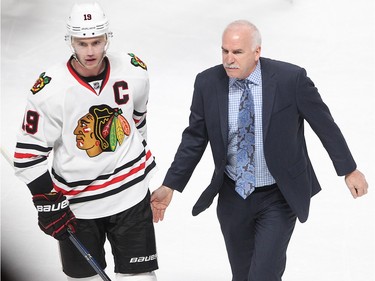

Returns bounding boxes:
[216,67,230,147]
[260,58,277,141]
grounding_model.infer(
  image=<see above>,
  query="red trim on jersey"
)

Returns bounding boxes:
[66,57,111,95]
[14,152,38,159]
[54,150,153,196]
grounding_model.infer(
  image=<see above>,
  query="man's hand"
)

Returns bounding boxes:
[345,169,368,198]
[150,185,174,223]
[33,192,77,240]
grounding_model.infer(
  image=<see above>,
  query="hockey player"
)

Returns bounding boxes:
[13,3,158,281]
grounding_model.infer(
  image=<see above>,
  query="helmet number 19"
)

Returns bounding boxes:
[83,14,92,21]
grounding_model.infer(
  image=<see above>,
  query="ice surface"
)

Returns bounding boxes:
[1,0,374,280]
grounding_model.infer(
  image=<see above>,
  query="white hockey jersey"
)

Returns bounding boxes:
[14,53,157,219]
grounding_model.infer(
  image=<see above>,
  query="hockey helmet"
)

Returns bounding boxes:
[66,2,110,38]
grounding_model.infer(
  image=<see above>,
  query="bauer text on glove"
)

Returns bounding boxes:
[32,192,77,240]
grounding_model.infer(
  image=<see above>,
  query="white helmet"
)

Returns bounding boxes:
[66,2,110,38]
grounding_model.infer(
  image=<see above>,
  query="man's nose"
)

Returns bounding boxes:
[87,45,94,55]
[225,53,234,64]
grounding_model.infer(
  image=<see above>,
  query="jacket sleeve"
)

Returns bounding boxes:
[295,68,356,176]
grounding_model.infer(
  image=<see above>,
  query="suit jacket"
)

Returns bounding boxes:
[163,57,356,223]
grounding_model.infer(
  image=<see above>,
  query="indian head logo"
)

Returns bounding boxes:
[73,104,131,157]
[31,72,52,94]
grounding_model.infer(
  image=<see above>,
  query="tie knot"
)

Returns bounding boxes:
[236,79,250,90]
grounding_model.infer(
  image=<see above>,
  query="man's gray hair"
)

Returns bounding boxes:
[224,20,262,50]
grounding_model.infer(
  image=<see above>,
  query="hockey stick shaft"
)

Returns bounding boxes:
[67,228,112,281]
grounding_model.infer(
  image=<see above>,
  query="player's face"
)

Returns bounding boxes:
[71,35,107,70]
[222,27,261,80]
[73,113,102,157]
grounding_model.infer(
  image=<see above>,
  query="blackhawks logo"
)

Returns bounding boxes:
[73,104,131,157]
[128,53,147,70]
[31,72,52,94]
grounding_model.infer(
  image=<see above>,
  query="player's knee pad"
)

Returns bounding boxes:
[115,271,157,281]
[66,275,103,281]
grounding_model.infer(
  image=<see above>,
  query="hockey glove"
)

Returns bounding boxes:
[32,192,77,241]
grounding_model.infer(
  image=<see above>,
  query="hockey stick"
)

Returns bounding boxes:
[67,228,112,281]
[1,147,111,280]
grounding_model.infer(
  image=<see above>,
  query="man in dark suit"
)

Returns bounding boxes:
[151,20,368,281]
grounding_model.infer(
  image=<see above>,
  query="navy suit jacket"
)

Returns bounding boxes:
[163,57,356,222]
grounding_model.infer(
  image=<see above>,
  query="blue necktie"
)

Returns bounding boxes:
[235,79,256,199]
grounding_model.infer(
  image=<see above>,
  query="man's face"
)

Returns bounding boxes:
[221,27,261,80]
[71,35,107,69]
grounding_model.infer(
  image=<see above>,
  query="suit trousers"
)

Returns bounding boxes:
[217,175,297,281]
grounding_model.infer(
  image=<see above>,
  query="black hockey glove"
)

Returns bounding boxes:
[32,192,77,241]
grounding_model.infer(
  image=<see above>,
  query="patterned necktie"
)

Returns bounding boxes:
[235,79,256,199]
